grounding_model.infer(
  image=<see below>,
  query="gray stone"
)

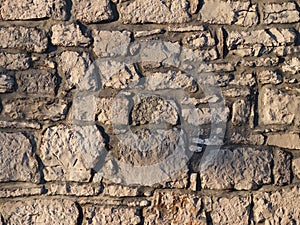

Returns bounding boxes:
[189,0,199,14]
[230,73,256,87]
[0,26,48,53]
[51,23,91,47]
[282,57,300,74]
[183,31,215,49]
[0,52,30,70]
[3,97,68,121]
[0,132,39,183]
[229,132,265,145]
[200,147,272,190]
[1,199,78,225]
[84,206,141,225]
[293,157,300,179]
[211,196,251,225]
[0,0,67,20]
[40,125,106,182]
[231,99,250,125]
[0,74,15,93]
[15,70,57,95]
[254,185,300,224]
[257,70,282,85]
[143,191,207,224]
[0,121,41,129]
[262,2,300,24]
[120,0,190,24]
[92,30,131,57]
[274,149,292,186]
[73,0,114,23]
[267,133,300,150]
[167,25,205,32]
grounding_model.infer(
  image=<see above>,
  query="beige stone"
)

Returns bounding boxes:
[257,70,282,85]
[293,157,300,179]
[189,0,199,14]
[0,0,67,20]
[254,185,300,224]
[103,184,139,197]
[0,26,48,53]
[0,52,30,70]
[120,0,190,24]
[1,199,78,225]
[51,23,91,47]
[0,121,41,129]
[0,74,15,93]
[0,185,42,198]
[0,132,39,183]
[223,87,251,98]
[183,31,215,48]
[263,2,300,24]
[239,57,279,67]
[200,147,272,190]
[232,99,250,125]
[267,133,300,150]
[274,149,292,186]
[45,182,102,196]
[282,57,300,74]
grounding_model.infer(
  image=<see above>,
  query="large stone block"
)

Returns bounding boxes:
[0,132,39,183]
[267,133,300,150]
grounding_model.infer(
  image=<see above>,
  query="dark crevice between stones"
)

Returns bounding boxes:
[206,211,213,225]
[222,27,229,58]
[252,87,259,128]
[75,202,84,225]
[65,0,73,21]
[109,1,119,22]
[248,195,255,225]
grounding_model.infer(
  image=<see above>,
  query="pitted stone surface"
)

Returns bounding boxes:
[0,74,15,93]
[0,52,30,70]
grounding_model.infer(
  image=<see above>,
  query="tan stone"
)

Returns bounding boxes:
[263,2,300,24]
[45,182,102,196]
[282,57,300,74]
[274,149,292,186]
[183,31,215,48]
[293,157,300,179]
[0,185,42,198]
[0,74,15,93]
[239,57,279,67]
[0,52,30,70]
[257,70,282,85]
[1,199,78,225]
[0,121,41,129]
[267,133,300,150]
[231,99,250,125]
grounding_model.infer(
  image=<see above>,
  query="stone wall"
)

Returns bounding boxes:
[0,0,300,224]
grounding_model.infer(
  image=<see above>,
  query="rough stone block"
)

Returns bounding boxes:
[231,99,250,125]
[45,183,102,196]
[257,70,282,85]
[0,74,15,93]
[293,157,300,179]
[282,57,300,74]
[0,132,39,183]
[183,31,216,49]
[267,133,300,150]
[0,52,30,70]
[274,149,292,186]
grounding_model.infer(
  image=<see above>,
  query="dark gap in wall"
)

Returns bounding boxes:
[75,202,84,225]
[109,2,119,22]
[205,211,213,225]
[65,0,73,21]
[248,195,255,225]
[221,27,229,58]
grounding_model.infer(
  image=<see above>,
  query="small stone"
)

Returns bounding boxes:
[1,199,78,225]
[103,184,139,197]
[167,25,205,32]
[231,73,256,87]
[253,185,300,224]
[274,149,292,186]
[0,185,42,198]
[92,30,131,57]
[231,99,250,125]
[223,87,251,98]
[0,132,40,183]
[0,0,68,20]
[190,173,198,191]
[200,147,272,190]
[120,0,190,24]
[238,57,279,67]
[0,52,30,70]
[45,183,102,196]
[51,23,91,47]
[257,70,282,85]
[134,29,164,38]
[0,74,15,93]
[189,0,199,14]
[267,133,300,150]
[0,121,41,129]
[282,57,300,74]
[73,0,114,23]
[84,206,141,225]
[293,158,300,179]
[211,196,251,225]
[275,45,300,56]
[183,31,215,48]
[262,2,300,24]
[0,26,48,53]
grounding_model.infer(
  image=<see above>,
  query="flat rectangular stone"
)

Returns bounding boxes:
[267,133,300,150]
[0,26,48,53]
[0,52,30,70]
[0,0,68,20]
[45,183,102,196]
[0,185,42,198]
[0,74,15,93]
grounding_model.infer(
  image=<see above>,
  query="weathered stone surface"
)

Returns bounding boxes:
[227,28,296,57]
[254,185,300,224]
[0,52,30,70]
[40,125,106,182]
[223,87,251,98]
[45,182,102,196]
[274,149,292,186]
[183,31,215,49]
[134,29,164,38]
[231,99,250,125]
[262,2,300,24]
[260,88,299,126]
[1,199,78,225]
[93,30,131,57]
[51,23,91,47]
[257,70,282,85]
[84,206,141,225]
[58,51,92,90]
[0,132,39,183]
[0,74,15,93]
[15,70,57,95]
[0,185,42,198]
[229,132,265,145]
[189,0,199,14]
[200,0,258,26]
[267,133,300,150]
[143,191,207,224]
[238,57,279,67]
[0,121,41,129]
[120,0,190,24]
[73,0,113,23]
[274,45,300,56]
[211,196,251,225]
[200,147,272,190]
[293,157,300,179]
[0,26,48,53]
[282,57,300,74]
[0,0,67,20]
[167,25,205,32]
[103,184,139,197]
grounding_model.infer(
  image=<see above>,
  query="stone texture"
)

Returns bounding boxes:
[92,30,131,57]
[45,182,102,196]
[0,52,30,70]
[84,206,141,225]
[262,2,300,24]
[282,57,300,74]
[274,149,292,186]
[257,70,282,85]
[0,132,39,183]
[182,31,216,49]
[200,147,272,190]
[231,99,250,125]
[58,51,92,90]
[40,125,106,182]
[238,57,280,68]
[293,157,300,179]
[0,0,67,20]
[199,0,258,26]
[103,184,139,197]
[3,97,68,121]
[267,133,300,150]
[120,0,190,24]
[73,0,114,23]
[0,74,15,93]
[143,191,207,224]
[0,26,48,53]
[15,70,57,95]
[1,199,78,225]
[0,121,41,129]
[254,185,300,224]
[51,23,91,47]
[229,132,265,145]
[211,195,251,225]
[260,88,299,126]
[0,185,42,198]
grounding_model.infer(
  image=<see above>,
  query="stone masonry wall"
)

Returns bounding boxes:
[0,0,300,224]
